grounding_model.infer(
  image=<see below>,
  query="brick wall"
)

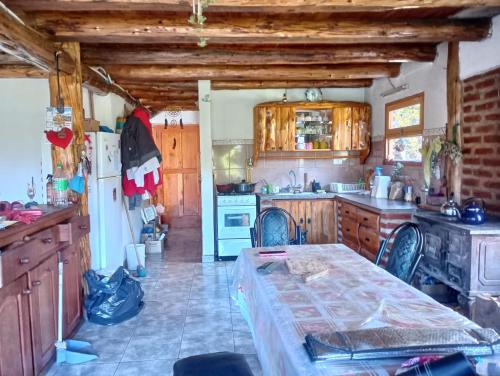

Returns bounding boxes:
[462,67,500,215]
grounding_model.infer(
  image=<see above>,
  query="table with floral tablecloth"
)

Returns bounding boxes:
[230,244,493,376]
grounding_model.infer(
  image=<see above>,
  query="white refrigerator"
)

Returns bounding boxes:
[87,132,124,273]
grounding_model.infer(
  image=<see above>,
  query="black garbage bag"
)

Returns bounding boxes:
[84,266,144,325]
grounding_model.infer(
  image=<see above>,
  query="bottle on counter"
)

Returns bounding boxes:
[46,174,54,205]
[53,163,68,207]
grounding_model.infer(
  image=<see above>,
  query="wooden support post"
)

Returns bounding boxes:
[446,42,463,203]
[48,41,91,272]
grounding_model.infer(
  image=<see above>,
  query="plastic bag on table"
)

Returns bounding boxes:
[84,266,144,325]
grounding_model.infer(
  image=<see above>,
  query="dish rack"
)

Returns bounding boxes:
[329,182,366,193]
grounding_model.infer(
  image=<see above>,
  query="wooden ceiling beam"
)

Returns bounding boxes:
[0,4,74,73]
[140,100,198,110]
[29,12,490,44]
[81,66,137,104]
[102,64,400,81]
[211,79,374,89]
[129,89,198,98]
[81,43,437,65]
[3,0,499,12]
[116,79,373,90]
[0,63,48,78]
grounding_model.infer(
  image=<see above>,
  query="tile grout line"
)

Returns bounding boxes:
[178,263,196,359]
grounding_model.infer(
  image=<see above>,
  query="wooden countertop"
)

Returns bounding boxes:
[0,205,77,249]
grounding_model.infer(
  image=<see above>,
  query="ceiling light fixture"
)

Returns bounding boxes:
[189,0,215,47]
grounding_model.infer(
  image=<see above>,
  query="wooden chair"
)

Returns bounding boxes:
[375,222,424,284]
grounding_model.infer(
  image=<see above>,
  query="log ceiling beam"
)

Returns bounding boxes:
[3,0,499,12]
[0,3,137,104]
[129,89,198,99]
[81,43,437,65]
[0,63,48,78]
[81,66,137,104]
[211,79,374,89]
[29,12,491,44]
[102,64,400,81]
[0,4,74,73]
[115,79,374,91]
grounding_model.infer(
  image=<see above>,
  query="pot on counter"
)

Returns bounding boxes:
[233,180,256,194]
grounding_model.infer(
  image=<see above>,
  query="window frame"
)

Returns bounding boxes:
[384,92,424,165]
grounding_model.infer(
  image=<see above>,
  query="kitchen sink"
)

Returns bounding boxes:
[275,192,316,196]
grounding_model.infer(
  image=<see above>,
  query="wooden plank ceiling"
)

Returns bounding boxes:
[2,0,500,111]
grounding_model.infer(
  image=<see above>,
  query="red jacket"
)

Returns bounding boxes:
[121,108,162,197]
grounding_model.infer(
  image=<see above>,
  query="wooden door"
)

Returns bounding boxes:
[306,200,337,244]
[29,254,58,374]
[155,126,201,228]
[61,245,82,337]
[0,275,34,376]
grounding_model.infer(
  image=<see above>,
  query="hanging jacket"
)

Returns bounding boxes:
[121,107,162,197]
[120,108,162,171]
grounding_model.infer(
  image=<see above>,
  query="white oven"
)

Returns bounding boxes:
[216,194,257,259]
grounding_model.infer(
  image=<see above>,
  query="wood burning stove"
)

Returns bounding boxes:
[414,211,500,318]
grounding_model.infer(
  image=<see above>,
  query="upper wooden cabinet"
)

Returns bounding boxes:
[253,101,371,164]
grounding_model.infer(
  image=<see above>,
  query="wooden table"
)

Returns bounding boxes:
[230,244,496,376]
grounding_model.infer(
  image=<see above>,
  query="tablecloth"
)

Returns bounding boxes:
[230,244,492,376]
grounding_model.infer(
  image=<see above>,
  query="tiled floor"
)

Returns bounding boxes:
[45,229,262,376]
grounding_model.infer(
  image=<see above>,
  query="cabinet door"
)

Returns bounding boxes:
[61,245,82,337]
[358,225,380,262]
[265,107,278,151]
[333,107,352,151]
[272,200,306,238]
[0,275,34,376]
[351,105,371,151]
[306,200,337,244]
[29,254,58,374]
[278,106,295,151]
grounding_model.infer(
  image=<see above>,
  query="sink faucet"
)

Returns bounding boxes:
[288,170,296,187]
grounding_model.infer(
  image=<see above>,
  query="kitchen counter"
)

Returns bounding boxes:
[336,193,417,213]
[414,210,500,235]
[257,192,417,213]
[256,192,337,200]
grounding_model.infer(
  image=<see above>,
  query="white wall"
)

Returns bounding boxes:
[0,79,51,203]
[151,111,199,125]
[368,43,449,137]
[460,15,500,80]
[211,88,367,141]
[83,88,132,131]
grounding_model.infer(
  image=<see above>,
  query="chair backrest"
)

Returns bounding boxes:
[375,222,424,283]
[251,207,297,247]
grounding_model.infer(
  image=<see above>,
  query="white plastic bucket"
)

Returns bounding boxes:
[126,244,146,270]
[146,239,163,254]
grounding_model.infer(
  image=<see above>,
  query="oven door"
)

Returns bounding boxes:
[217,205,256,239]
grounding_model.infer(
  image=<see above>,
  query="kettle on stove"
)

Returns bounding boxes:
[456,197,486,225]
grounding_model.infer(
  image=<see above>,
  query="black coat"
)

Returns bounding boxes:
[120,115,162,174]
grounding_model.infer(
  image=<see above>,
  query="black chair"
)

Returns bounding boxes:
[250,207,304,247]
[173,352,254,376]
[374,222,424,284]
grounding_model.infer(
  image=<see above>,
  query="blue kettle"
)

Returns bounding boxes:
[457,197,486,225]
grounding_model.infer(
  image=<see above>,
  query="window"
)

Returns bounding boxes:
[385,93,424,164]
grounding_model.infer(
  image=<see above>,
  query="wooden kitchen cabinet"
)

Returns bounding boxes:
[0,207,86,376]
[253,101,371,164]
[29,253,58,374]
[0,274,34,376]
[272,199,337,244]
[61,244,83,338]
[338,201,381,262]
[337,199,414,262]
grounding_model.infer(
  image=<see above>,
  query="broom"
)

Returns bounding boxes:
[122,196,147,278]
